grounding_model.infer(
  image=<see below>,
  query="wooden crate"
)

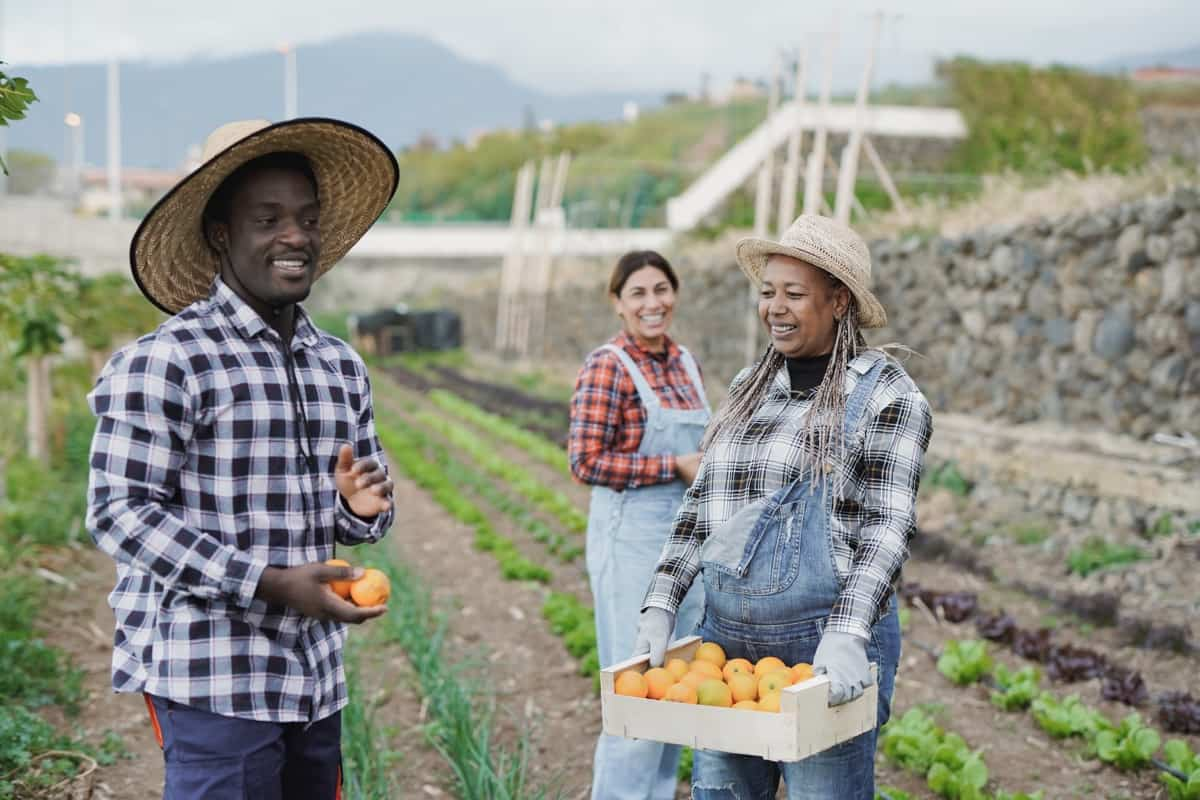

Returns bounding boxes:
[599,635,878,762]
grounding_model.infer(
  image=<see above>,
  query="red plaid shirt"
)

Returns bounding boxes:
[569,331,706,490]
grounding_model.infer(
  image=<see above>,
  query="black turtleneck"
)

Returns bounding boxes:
[785,352,832,395]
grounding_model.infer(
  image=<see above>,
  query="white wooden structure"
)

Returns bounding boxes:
[600,636,878,762]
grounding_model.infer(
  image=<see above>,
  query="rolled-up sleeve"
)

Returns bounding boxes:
[86,339,266,609]
[827,390,933,639]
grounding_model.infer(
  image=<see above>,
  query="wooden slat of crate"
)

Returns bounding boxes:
[599,635,877,762]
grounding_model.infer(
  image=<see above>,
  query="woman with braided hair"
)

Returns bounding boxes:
[633,215,933,798]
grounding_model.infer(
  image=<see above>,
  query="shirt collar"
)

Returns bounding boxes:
[615,329,680,362]
[208,277,320,351]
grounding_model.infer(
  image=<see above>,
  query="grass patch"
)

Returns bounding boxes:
[0,576,85,714]
[1012,523,1051,546]
[369,554,550,800]
[924,461,973,497]
[341,641,403,799]
[1066,537,1148,577]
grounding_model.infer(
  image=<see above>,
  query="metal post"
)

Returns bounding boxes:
[803,22,838,216]
[106,59,122,220]
[777,48,808,235]
[833,11,882,225]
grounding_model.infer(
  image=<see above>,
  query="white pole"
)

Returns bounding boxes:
[106,58,122,220]
[803,22,838,216]
[0,0,7,196]
[777,48,808,235]
[744,54,784,367]
[833,11,882,225]
[281,44,298,120]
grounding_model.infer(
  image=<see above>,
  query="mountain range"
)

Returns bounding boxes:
[6,31,663,169]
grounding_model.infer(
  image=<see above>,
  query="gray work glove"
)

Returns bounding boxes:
[632,607,675,668]
[813,631,873,707]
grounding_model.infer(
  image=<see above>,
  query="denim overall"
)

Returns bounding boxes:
[587,343,709,800]
[692,356,901,800]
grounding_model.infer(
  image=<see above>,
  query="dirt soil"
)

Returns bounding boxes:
[36,369,1199,799]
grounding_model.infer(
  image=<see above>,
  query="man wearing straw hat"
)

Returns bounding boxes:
[87,117,399,799]
[635,214,933,798]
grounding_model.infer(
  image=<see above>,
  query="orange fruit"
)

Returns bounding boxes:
[644,668,675,700]
[665,658,690,681]
[325,559,354,600]
[754,655,787,678]
[727,672,758,703]
[733,700,760,711]
[722,658,754,682]
[694,641,727,669]
[614,671,649,698]
[680,671,710,690]
[689,660,723,681]
[790,662,815,684]
[696,679,733,707]
[758,691,782,712]
[349,568,391,607]
[758,669,792,697]
[664,682,698,704]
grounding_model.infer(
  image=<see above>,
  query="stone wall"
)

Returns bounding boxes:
[1141,107,1200,164]
[446,188,1200,440]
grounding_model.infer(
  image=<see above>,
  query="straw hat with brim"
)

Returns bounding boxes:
[130,117,399,314]
[735,214,887,329]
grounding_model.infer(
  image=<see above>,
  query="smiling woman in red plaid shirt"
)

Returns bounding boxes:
[569,250,709,800]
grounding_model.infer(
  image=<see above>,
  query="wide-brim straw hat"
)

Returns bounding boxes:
[130,117,399,314]
[735,214,887,328]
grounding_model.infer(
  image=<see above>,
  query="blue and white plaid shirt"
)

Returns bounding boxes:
[87,277,393,723]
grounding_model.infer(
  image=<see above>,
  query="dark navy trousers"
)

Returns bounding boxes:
[145,695,342,800]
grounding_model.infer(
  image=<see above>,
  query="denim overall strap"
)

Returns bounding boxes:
[775,350,890,509]
[600,343,661,415]
[676,345,710,414]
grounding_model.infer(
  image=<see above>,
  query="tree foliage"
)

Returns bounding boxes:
[0,63,39,175]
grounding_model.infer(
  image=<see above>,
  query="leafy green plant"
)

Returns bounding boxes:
[989,664,1041,712]
[1092,712,1160,771]
[879,709,990,799]
[1161,740,1200,800]
[429,389,569,475]
[1065,537,1147,577]
[937,640,993,687]
[369,554,549,800]
[542,592,599,683]
[1030,692,1109,739]
[377,417,552,583]
[0,706,85,796]
[0,64,38,174]
[416,410,586,534]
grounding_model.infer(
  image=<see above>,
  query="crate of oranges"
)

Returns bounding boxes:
[599,635,877,761]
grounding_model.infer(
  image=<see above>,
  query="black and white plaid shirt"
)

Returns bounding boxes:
[87,278,392,723]
[644,351,933,640]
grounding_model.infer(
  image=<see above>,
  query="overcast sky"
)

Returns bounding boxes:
[4,0,1199,93]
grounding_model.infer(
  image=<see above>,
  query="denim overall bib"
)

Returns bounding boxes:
[586,343,709,800]
[692,355,901,800]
